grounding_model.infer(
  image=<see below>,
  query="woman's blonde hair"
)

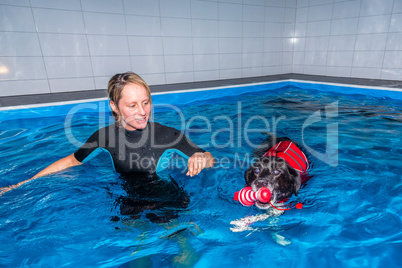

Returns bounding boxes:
[107,72,152,122]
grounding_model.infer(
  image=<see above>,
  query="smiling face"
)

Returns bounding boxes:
[110,83,151,131]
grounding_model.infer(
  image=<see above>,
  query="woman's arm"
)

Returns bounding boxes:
[0,153,82,196]
[186,151,215,177]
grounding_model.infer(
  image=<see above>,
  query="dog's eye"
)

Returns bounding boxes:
[254,168,260,174]
[273,170,280,175]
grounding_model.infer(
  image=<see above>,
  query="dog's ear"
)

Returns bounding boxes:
[293,176,301,196]
[292,172,302,196]
[244,167,255,186]
[288,167,301,195]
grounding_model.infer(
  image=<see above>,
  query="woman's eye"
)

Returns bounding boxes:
[273,170,280,175]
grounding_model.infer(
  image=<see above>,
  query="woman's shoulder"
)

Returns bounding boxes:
[150,122,180,133]
[88,123,117,137]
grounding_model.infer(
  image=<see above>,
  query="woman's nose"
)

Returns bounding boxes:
[138,104,146,115]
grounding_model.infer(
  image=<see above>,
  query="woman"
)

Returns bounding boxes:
[0,72,215,196]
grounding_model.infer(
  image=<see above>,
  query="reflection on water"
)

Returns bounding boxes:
[115,173,190,224]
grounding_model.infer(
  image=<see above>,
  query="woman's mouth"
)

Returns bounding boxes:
[136,117,147,124]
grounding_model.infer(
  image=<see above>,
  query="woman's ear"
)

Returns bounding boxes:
[110,101,118,114]
[110,101,120,122]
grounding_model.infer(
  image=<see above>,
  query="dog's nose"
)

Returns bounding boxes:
[255,179,268,188]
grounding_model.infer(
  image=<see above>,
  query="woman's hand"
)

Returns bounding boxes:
[186,152,215,177]
[0,154,81,197]
[0,185,15,196]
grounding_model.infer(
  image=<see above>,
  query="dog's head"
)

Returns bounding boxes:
[244,156,301,209]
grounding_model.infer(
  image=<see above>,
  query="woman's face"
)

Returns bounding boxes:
[111,83,151,131]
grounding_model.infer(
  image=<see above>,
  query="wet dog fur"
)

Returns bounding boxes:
[244,135,308,209]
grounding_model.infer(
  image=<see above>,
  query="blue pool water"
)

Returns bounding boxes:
[0,82,401,267]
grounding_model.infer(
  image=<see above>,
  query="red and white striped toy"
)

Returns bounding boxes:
[233,186,303,210]
[233,187,271,206]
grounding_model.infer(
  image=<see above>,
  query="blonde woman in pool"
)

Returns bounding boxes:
[0,72,215,204]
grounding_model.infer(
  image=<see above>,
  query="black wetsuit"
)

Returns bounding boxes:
[74,122,205,174]
[74,122,205,223]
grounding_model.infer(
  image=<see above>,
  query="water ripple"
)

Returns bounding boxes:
[1,86,401,267]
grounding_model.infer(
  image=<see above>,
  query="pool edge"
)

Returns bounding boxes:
[1,78,402,112]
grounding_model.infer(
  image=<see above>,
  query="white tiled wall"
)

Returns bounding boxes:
[0,0,401,97]
[294,0,402,80]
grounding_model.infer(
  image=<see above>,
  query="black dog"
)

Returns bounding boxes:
[244,135,310,209]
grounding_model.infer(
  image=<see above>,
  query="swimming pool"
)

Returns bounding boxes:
[0,81,401,267]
